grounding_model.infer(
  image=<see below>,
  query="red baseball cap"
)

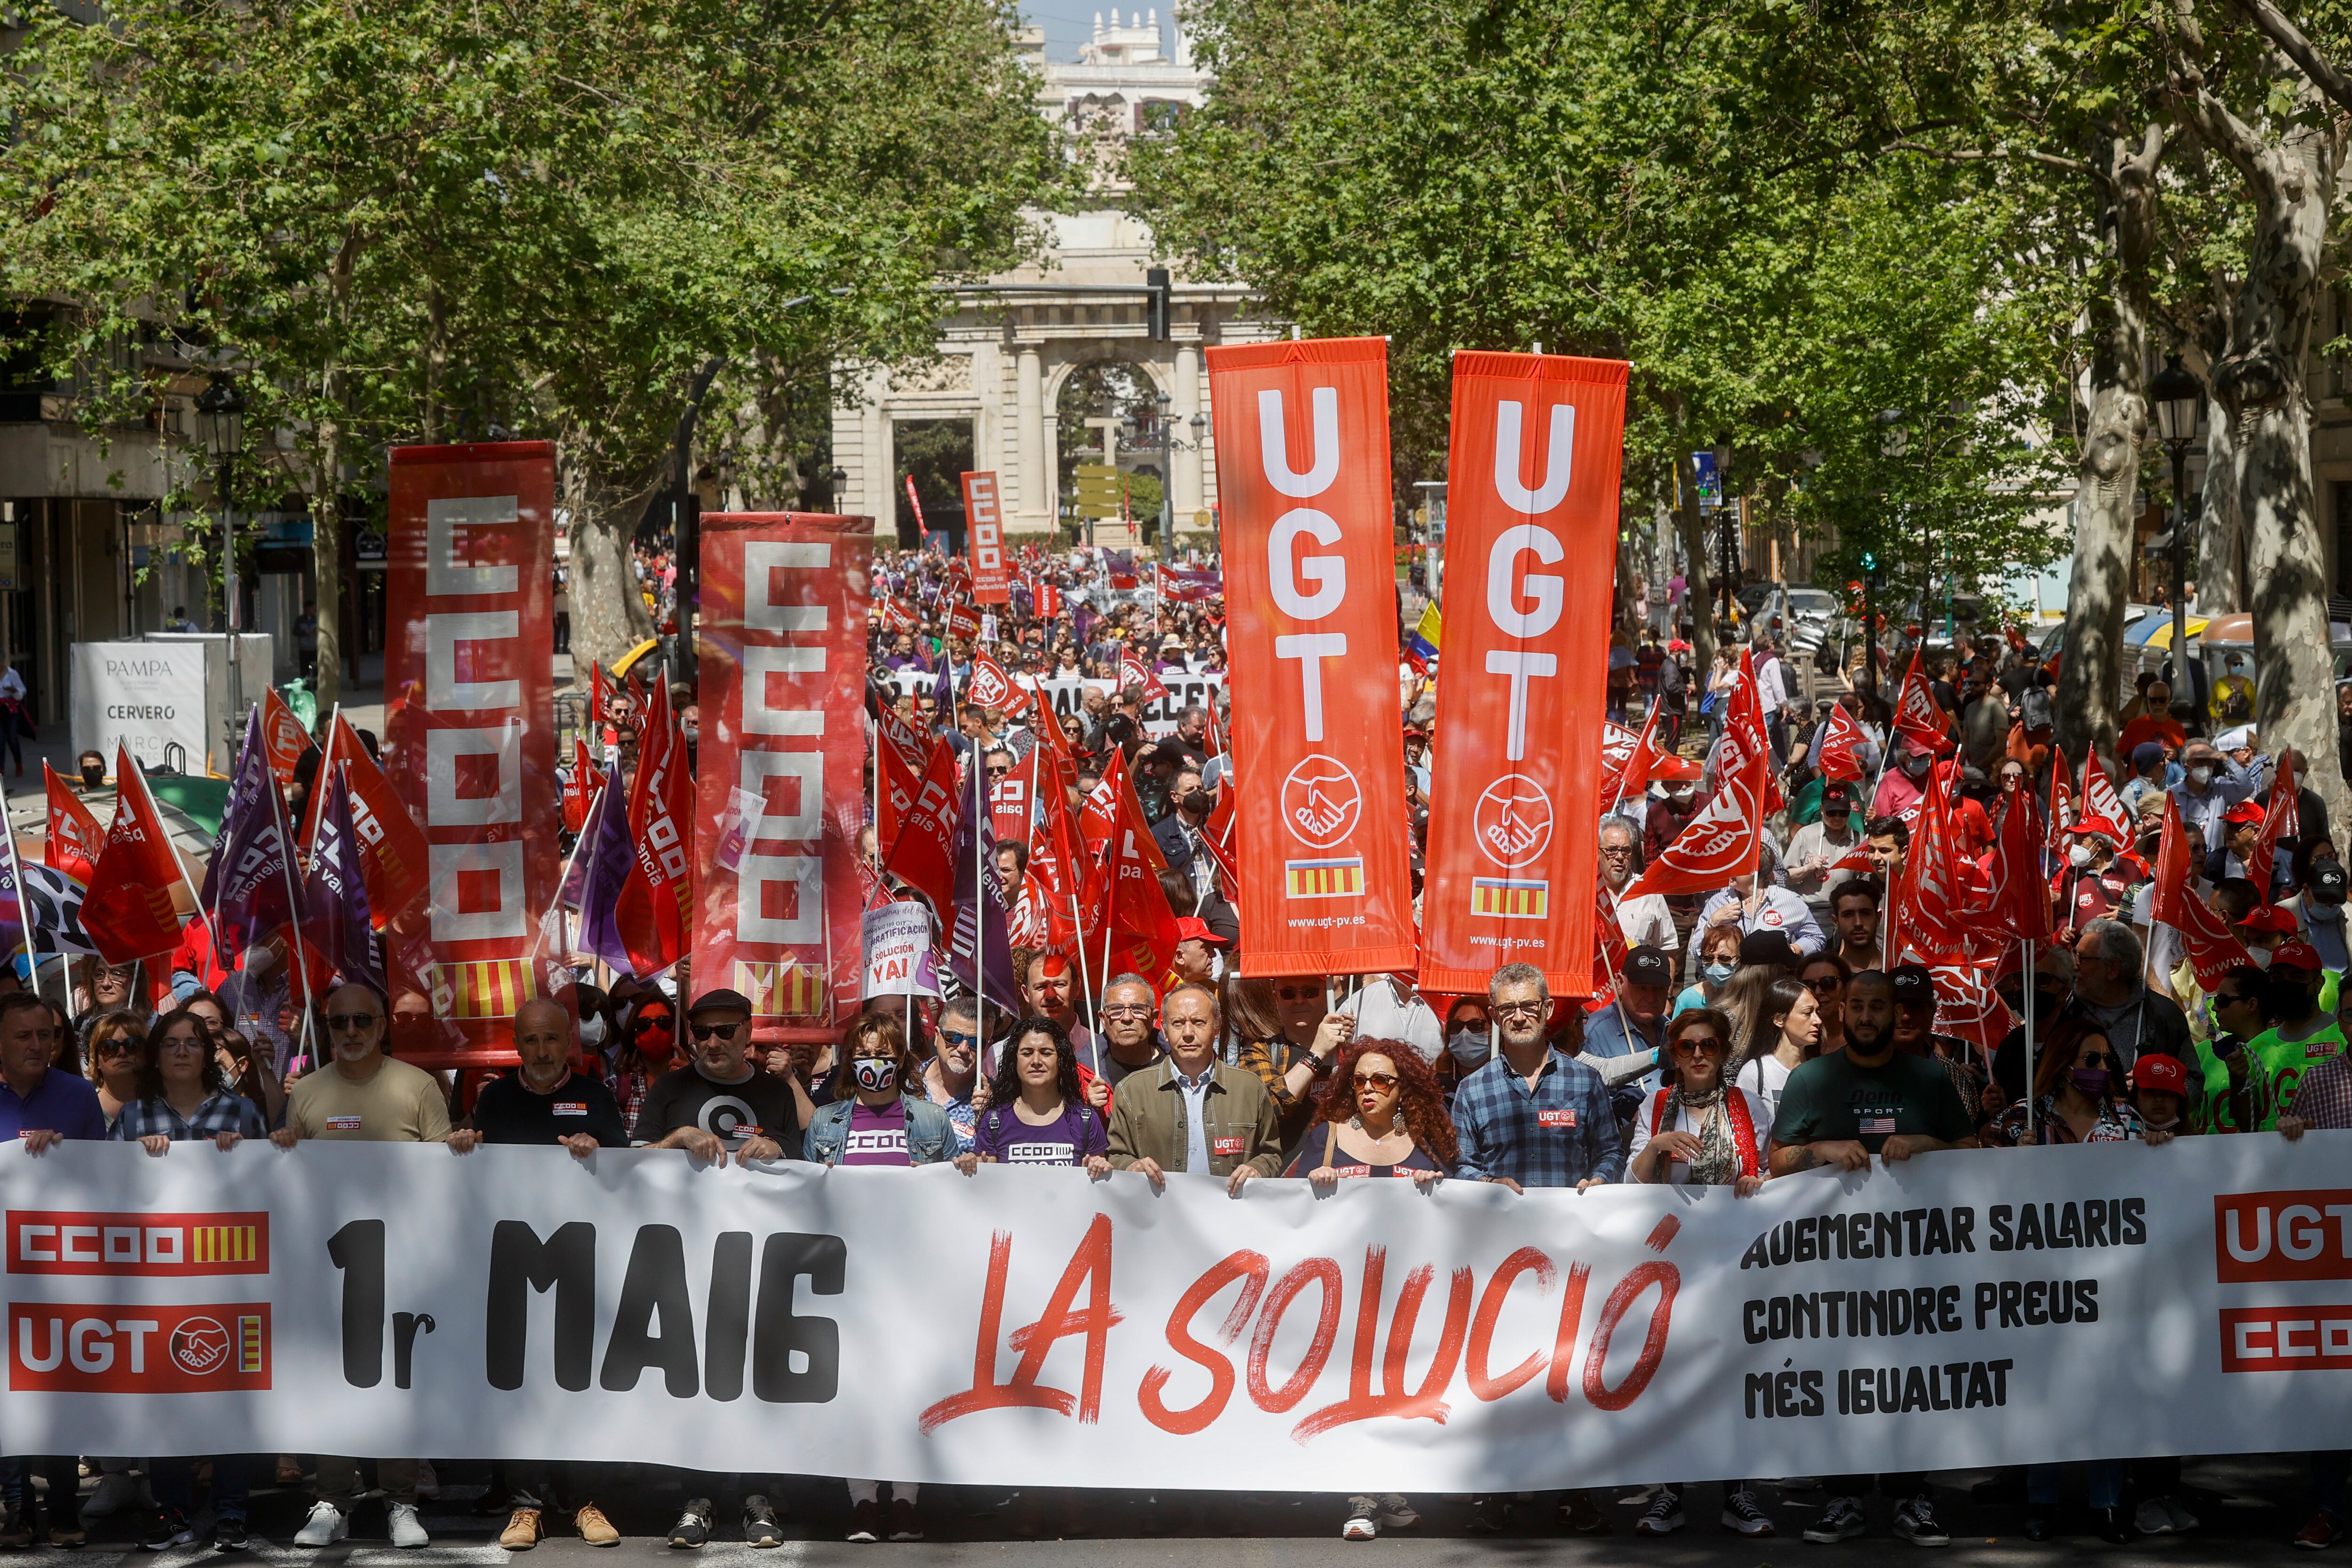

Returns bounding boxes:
[2221,799,2266,826]
[2239,904,2300,935]
[2130,1053,2190,1096]
[1173,916,1229,948]
[2271,939,2324,972]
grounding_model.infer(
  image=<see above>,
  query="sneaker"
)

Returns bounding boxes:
[845,1501,881,1544]
[2095,1506,2131,1545]
[1376,1495,1419,1528]
[210,1519,248,1553]
[2295,1509,2342,1549]
[742,1496,782,1548]
[1722,1491,1775,1536]
[143,1511,197,1552]
[45,1526,83,1551]
[294,1503,348,1548]
[0,1513,28,1550]
[1560,1492,1613,1535]
[86,1475,143,1520]
[1892,1496,1948,1547]
[2137,1498,2176,1536]
[886,1499,922,1543]
[500,1509,543,1551]
[1803,1497,1868,1544]
[1634,1488,1685,1536]
[668,1500,714,1550]
[1465,1496,1509,1535]
[575,1505,620,1547]
[2163,1497,2201,1534]
[388,1502,430,1549]
[1342,1499,1378,1541]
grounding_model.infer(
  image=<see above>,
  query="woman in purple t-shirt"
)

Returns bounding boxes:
[954,1017,1109,1174]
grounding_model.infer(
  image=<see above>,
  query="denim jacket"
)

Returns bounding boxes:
[803,1093,955,1166]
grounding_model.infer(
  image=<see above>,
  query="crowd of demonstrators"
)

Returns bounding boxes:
[5,552,2348,1552]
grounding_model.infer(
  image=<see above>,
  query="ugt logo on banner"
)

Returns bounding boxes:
[1206,338,1416,976]
[1421,354,1628,996]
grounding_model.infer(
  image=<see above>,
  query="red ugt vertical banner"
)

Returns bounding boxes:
[1207,337,1416,976]
[693,514,873,1025]
[383,443,562,1052]
[961,471,1010,605]
[1421,354,1628,996]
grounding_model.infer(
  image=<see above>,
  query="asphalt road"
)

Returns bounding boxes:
[40,1457,2328,1567]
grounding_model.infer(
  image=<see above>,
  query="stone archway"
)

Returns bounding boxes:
[1051,358,1170,545]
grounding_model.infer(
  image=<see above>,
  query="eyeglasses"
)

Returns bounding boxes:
[1274,985,1323,1001]
[2216,991,2256,1007]
[1352,1071,1399,1089]
[938,1028,978,1048]
[159,1036,207,1052]
[630,1015,673,1035]
[98,1039,138,1057]
[1598,844,1635,857]
[2077,1051,2117,1069]
[1804,973,1842,992]
[1672,1036,1726,1056]
[1494,999,1546,1018]
[689,1023,740,1041]
[1101,1005,1152,1019]
[325,1013,380,1032]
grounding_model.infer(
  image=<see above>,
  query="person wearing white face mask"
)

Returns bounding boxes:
[2054,827,2149,944]
[2169,740,2253,849]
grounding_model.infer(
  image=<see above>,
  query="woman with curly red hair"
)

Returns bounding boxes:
[1279,1035,1454,1543]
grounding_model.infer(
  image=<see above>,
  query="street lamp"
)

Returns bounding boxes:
[1711,438,1736,632]
[195,374,246,756]
[2148,353,2203,689]
[1155,392,1174,561]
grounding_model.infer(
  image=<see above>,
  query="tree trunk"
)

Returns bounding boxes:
[2171,45,2352,824]
[1676,452,1715,677]
[2197,391,2244,611]
[2053,125,2163,768]
[310,403,344,714]
[562,444,658,682]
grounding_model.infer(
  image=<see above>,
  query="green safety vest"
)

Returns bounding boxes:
[2245,1020,2347,1130]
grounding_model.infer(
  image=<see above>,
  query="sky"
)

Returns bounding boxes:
[1021,0,1159,60]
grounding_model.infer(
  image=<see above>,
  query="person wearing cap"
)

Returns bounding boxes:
[1784,780,1865,918]
[1169,916,1225,988]
[2216,722,2269,793]
[2284,833,2351,968]
[2208,796,2286,898]
[1583,944,1676,1096]
[1888,964,1985,1136]
[2245,939,2344,1128]
[1689,869,1825,971]
[633,988,797,1166]
[2118,740,2174,820]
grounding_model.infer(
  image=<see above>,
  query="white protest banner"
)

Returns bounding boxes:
[69,641,207,772]
[860,900,939,998]
[0,1138,2343,1488]
[890,671,1223,737]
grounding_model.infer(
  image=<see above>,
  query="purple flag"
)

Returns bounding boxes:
[302,764,381,991]
[572,772,636,975]
[203,706,301,968]
[947,764,1018,1012]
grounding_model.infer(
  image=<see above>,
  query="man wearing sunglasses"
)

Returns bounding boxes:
[273,983,450,1550]
[633,989,795,1166]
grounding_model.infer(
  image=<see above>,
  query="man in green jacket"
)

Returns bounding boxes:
[1102,982,1281,1194]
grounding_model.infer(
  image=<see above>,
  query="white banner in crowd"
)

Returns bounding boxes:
[2,1137,2344,1489]
[890,671,1224,738]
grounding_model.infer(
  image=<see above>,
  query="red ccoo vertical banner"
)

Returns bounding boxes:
[962,471,1009,605]
[1420,354,1628,996]
[693,513,874,1024]
[1206,337,1416,976]
[383,442,563,1054]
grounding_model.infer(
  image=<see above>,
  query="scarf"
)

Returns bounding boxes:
[1667,1083,1743,1187]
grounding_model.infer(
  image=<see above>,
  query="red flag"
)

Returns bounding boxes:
[965,651,1031,716]
[881,740,964,914]
[1928,960,2017,1055]
[1596,722,1641,806]
[1986,778,2052,942]
[1102,790,1181,982]
[562,738,600,835]
[301,714,431,927]
[81,747,187,963]
[42,764,103,885]
[962,470,1011,605]
[1735,647,1788,819]
[260,686,316,789]
[1890,650,1951,754]
[1588,882,1630,1012]
[1117,650,1171,704]
[1891,772,1971,964]
[875,708,930,848]
[1080,745,1129,856]
[2152,793,2253,990]
[881,597,918,635]
[1813,701,1866,783]
[2075,751,2133,844]
[1207,335,1418,976]
[2251,750,2301,889]
[1625,677,1768,900]
[990,745,1037,845]
[2046,744,2077,860]
[1201,698,1225,762]
[614,694,692,979]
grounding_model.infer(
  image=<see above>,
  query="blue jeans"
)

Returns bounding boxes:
[152,1455,250,1523]
[2029,1461,2122,1510]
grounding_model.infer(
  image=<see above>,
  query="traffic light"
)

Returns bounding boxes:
[1146,266,1171,342]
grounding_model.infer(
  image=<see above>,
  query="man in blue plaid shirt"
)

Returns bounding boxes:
[1452,963,1623,1194]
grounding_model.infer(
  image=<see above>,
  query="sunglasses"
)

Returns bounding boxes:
[325,1013,381,1032]
[1352,1071,1399,1089]
[938,1028,978,1048]
[630,1015,673,1035]
[1804,973,1842,992]
[689,1023,740,1041]
[2078,1052,2118,1069]
[2217,991,2257,1007]
[1274,985,1324,1001]
[1673,1036,1726,1056]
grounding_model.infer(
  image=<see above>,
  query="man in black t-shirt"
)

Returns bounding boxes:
[633,989,798,1163]
[470,999,632,1154]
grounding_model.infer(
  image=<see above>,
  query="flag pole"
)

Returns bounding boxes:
[262,731,322,1073]
[0,774,38,996]
[2021,936,2035,1142]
